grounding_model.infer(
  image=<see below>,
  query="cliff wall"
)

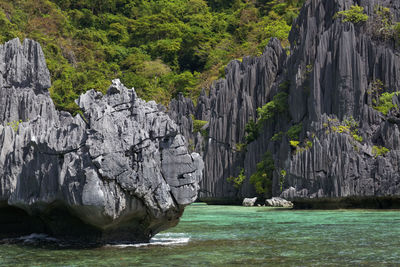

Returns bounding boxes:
[170,0,400,200]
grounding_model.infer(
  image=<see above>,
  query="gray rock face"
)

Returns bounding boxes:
[168,93,195,140]
[242,197,257,207]
[0,38,203,243]
[279,0,400,199]
[170,0,400,201]
[170,38,286,199]
[265,197,293,208]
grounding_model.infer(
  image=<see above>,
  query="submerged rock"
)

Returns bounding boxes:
[265,197,293,208]
[242,197,257,207]
[0,38,203,243]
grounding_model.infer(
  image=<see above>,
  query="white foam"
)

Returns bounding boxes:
[105,233,190,248]
[18,233,58,242]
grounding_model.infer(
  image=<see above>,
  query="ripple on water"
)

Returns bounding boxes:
[1,205,400,266]
[104,233,190,248]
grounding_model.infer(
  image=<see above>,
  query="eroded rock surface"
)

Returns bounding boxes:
[242,197,257,207]
[170,0,400,201]
[169,38,286,199]
[265,197,293,208]
[0,38,203,243]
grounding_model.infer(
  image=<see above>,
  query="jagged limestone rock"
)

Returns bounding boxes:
[171,0,400,201]
[0,38,203,243]
[170,38,286,199]
[280,0,400,198]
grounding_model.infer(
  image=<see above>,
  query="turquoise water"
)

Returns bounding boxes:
[1,203,400,266]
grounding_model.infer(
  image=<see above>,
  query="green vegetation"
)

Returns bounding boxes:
[279,80,290,92]
[286,123,306,152]
[368,79,384,105]
[289,140,299,148]
[271,131,284,141]
[352,134,363,143]
[227,168,246,189]
[235,142,247,153]
[279,169,286,192]
[373,92,399,115]
[306,140,313,148]
[0,0,304,113]
[7,120,23,132]
[290,139,313,154]
[372,145,390,158]
[337,4,400,52]
[271,123,302,146]
[394,22,400,46]
[244,91,288,144]
[192,117,208,133]
[368,5,400,45]
[335,5,368,24]
[244,119,261,144]
[324,117,363,143]
[250,151,274,195]
[287,123,302,141]
[371,5,393,40]
[368,79,399,116]
[188,138,195,152]
[257,92,288,122]
[344,4,400,44]
[305,64,313,74]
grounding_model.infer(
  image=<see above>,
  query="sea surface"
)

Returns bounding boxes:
[1,203,400,266]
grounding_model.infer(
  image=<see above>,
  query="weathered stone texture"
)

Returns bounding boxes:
[0,38,203,243]
[171,0,400,201]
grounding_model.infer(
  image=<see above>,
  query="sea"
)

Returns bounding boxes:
[1,203,400,266]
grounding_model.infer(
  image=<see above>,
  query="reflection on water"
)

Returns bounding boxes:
[1,203,400,266]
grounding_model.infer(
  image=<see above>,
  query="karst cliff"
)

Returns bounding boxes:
[170,0,400,202]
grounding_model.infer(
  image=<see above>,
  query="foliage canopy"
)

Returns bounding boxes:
[0,0,304,112]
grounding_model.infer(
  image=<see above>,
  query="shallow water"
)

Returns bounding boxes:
[1,203,400,266]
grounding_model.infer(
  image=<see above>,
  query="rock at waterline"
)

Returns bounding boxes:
[0,38,203,243]
[266,197,293,208]
[242,197,257,207]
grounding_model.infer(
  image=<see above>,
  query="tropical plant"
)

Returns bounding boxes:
[335,5,368,24]
[257,92,288,122]
[245,119,261,144]
[372,145,390,158]
[373,92,399,115]
[287,123,302,141]
[227,168,246,189]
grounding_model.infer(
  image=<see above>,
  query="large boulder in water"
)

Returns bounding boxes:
[242,197,257,207]
[265,197,293,208]
[0,38,203,243]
